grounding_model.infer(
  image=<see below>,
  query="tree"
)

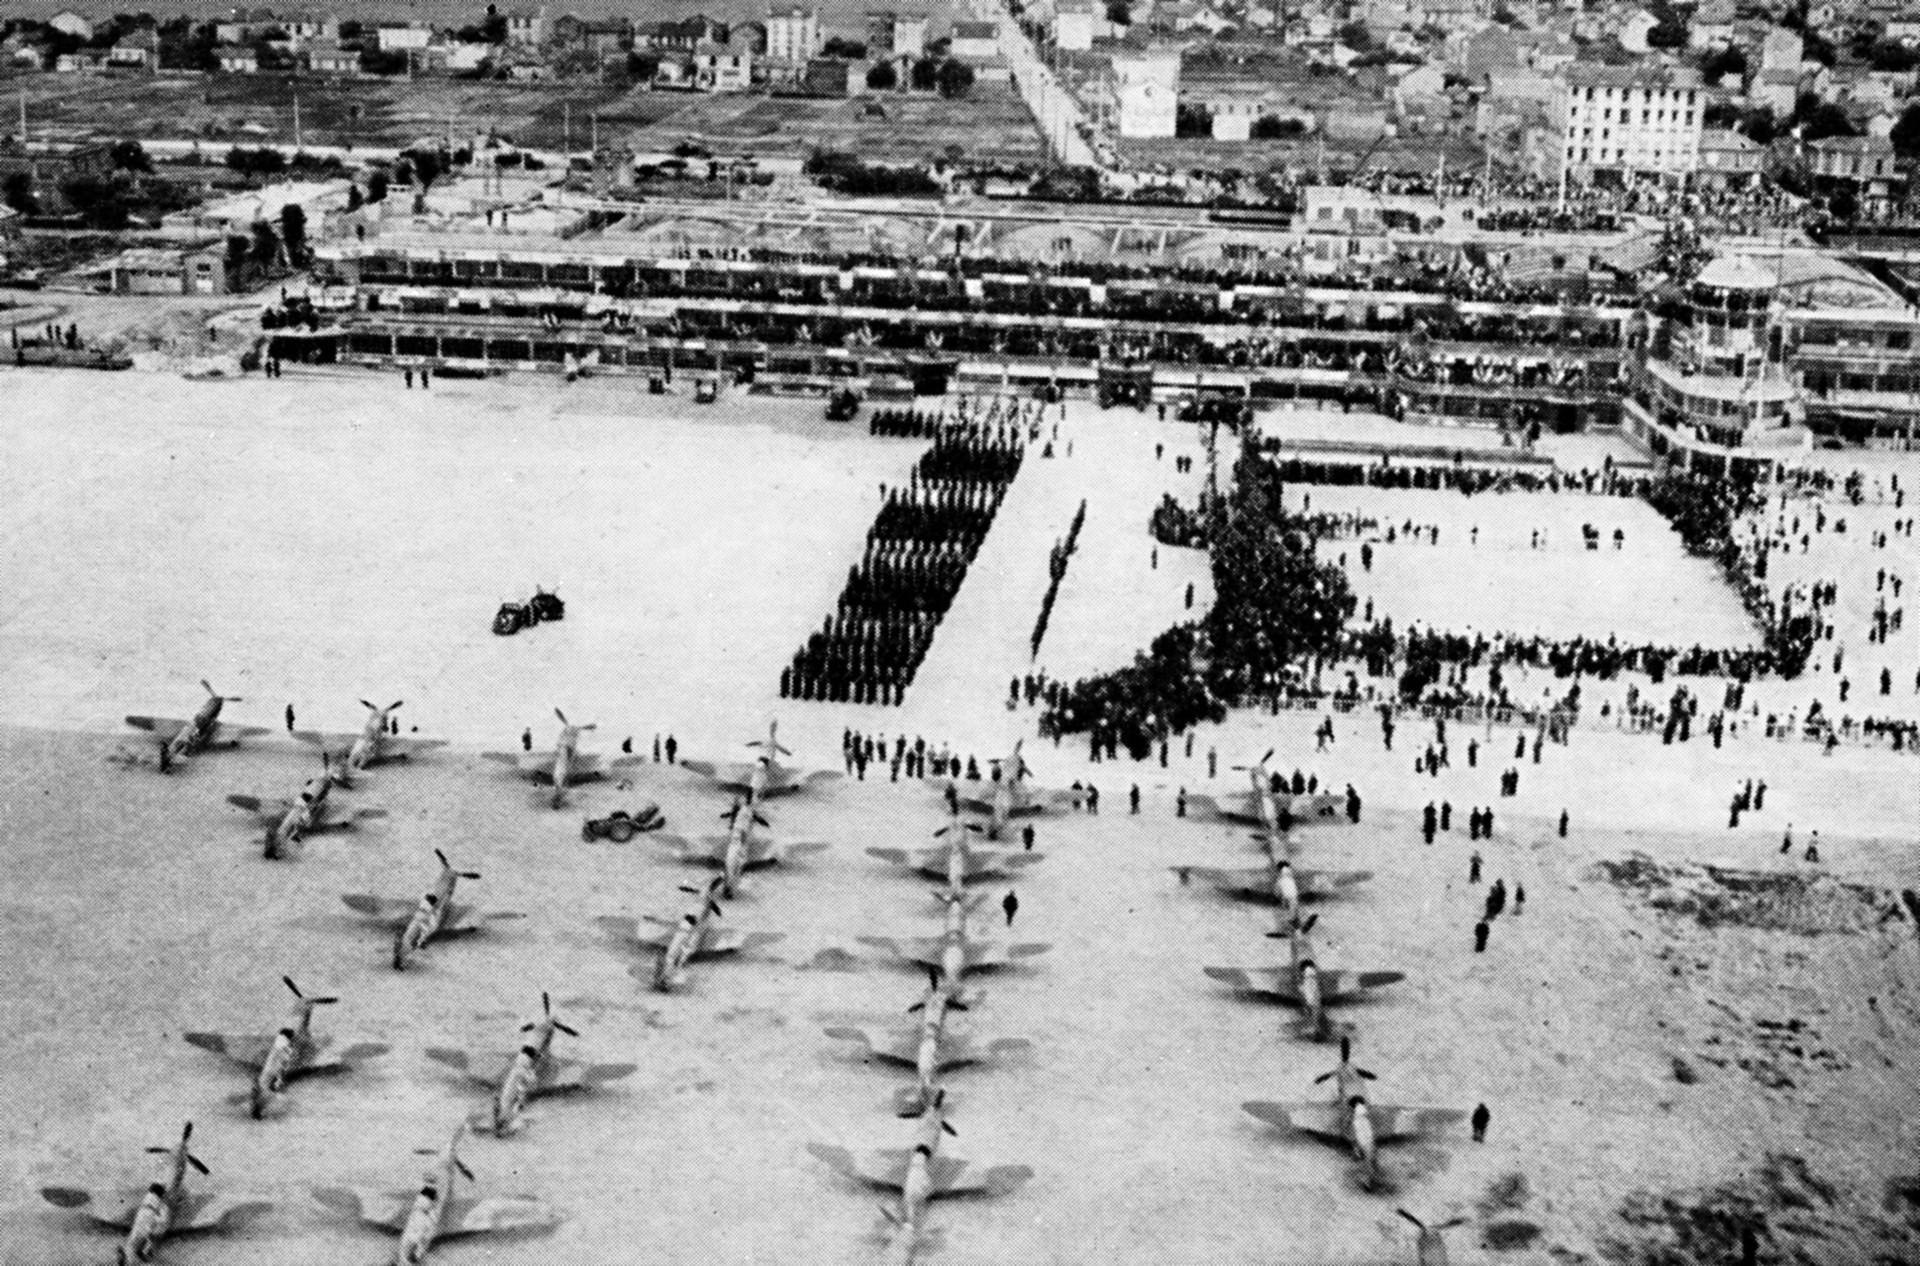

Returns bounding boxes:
[367,169,390,202]
[1792,95,1854,143]
[2,172,36,215]
[936,58,974,97]
[1106,0,1133,24]
[225,146,286,177]
[1740,106,1777,146]
[1336,20,1373,48]
[251,220,282,270]
[345,183,364,212]
[1250,115,1307,139]
[910,55,940,90]
[109,139,151,172]
[359,47,409,75]
[866,59,897,89]
[1892,102,1920,160]
[821,35,865,57]
[279,203,308,266]
[59,174,133,229]
[1696,43,1745,84]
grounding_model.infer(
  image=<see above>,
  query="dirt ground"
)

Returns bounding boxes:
[4,71,1042,165]
[1,368,1917,1266]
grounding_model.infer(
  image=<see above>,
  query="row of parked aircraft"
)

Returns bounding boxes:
[809,757,1066,1264]
[68,690,634,1262]
[1177,751,1469,1224]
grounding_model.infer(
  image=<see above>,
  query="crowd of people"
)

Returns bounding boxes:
[782,410,1027,707]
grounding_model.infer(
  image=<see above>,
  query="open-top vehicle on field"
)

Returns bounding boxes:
[492,587,566,636]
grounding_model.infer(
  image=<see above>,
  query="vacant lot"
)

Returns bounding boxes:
[7,70,1043,166]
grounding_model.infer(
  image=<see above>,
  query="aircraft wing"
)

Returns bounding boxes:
[1171,865,1270,895]
[208,722,271,742]
[341,894,417,925]
[930,1156,1033,1198]
[596,915,665,952]
[856,935,945,967]
[384,737,451,758]
[170,1190,274,1233]
[1318,970,1405,1002]
[564,754,604,783]
[40,1185,146,1228]
[795,769,845,789]
[1203,966,1300,1001]
[437,1195,562,1241]
[807,1143,909,1192]
[299,1041,390,1076]
[865,847,917,868]
[312,1186,414,1233]
[1299,869,1373,896]
[225,794,293,821]
[964,852,1045,879]
[442,905,526,934]
[1286,793,1347,822]
[1367,1106,1467,1142]
[682,760,755,789]
[292,729,361,753]
[965,940,1051,967]
[483,752,556,781]
[951,791,996,813]
[700,928,784,957]
[823,1026,919,1066]
[1186,793,1260,825]
[124,715,189,735]
[538,1057,638,1093]
[183,1030,273,1070]
[1020,786,1079,813]
[423,1047,509,1088]
[1244,1101,1347,1142]
[657,834,728,865]
[764,840,831,865]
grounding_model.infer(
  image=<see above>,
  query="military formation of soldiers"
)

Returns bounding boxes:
[782,419,1024,706]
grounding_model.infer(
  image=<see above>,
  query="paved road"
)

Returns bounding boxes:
[974,0,1103,170]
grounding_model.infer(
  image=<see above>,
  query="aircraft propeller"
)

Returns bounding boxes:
[434,848,481,881]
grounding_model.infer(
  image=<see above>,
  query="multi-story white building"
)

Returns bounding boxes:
[1111,48,1180,138]
[765,6,821,62]
[1553,62,1703,183]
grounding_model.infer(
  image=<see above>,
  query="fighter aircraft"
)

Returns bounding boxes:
[808,1089,1032,1265]
[1170,857,1372,924]
[825,967,1032,1115]
[184,976,389,1119]
[1202,913,1404,1041]
[866,822,1045,889]
[1185,749,1346,844]
[293,699,448,777]
[682,720,843,800]
[858,886,1050,986]
[947,739,1075,840]
[424,992,637,1137]
[653,794,830,898]
[341,849,525,970]
[312,1124,561,1264]
[227,752,387,859]
[596,877,784,992]
[124,681,269,773]
[1241,1054,1466,1188]
[41,1122,270,1265]
[482,710,636,810]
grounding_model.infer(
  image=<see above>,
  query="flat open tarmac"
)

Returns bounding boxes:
[1,369,1917,1266]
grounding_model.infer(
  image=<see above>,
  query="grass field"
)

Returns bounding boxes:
[5,70,1045,165]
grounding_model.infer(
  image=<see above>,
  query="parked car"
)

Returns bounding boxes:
[582,805,666,842]
[493,587,565,635]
